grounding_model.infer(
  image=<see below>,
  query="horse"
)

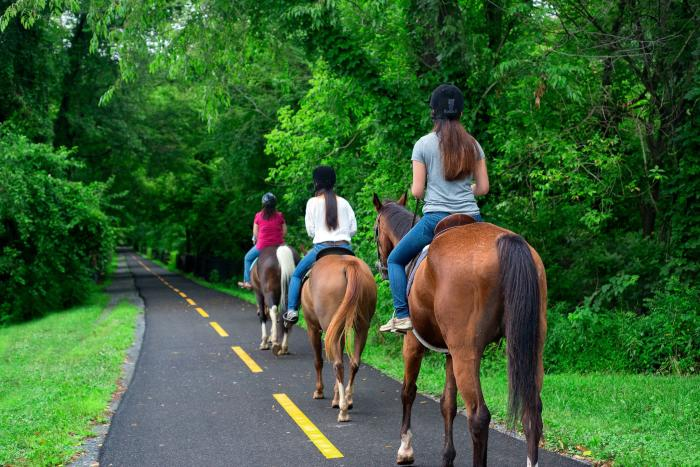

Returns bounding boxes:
[250,245,299,356]
[300,251,377,422]
[373,193,547,467]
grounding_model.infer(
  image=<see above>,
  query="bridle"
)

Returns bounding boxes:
[374,213,389,280]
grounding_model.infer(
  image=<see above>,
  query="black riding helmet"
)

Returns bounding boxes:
[430,84,464,120]
[261,192,277,207]
[312,166,336,191]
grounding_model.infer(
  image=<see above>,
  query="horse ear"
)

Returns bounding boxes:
[398,192,407,206]
[372,193,383,212]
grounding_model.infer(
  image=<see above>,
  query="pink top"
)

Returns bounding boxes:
[254,211,285,249]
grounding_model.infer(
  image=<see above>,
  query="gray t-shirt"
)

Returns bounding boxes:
[411,132,485,215]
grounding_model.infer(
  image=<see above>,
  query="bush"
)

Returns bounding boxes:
[544,277,700,375]
[0,130,115,323]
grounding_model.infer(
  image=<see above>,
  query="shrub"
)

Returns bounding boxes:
[0,130,115,323]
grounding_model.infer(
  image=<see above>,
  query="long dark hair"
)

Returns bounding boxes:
[312,166,338,230]
[317,189,338,230]
[262,204,277,220]
[433,119,479,181]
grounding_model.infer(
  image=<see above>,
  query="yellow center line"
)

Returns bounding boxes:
[173,288,180,293]
[231,346,263,373]
[273,394,343,459]
[195,307,209,318]
[186,298,196,306]
[178,292,187,298]
[209,322,229,337]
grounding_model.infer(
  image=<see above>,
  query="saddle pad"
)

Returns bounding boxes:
[406,245,429,296]
[316,246,355,261]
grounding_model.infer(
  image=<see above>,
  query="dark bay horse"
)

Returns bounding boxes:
[373,194,547,467]
[300,253,377,422]
[250,245,299,356]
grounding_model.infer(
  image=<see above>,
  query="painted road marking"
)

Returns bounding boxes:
[273,394,343,459]
[209,322,229,337]
[186,298,196,306]
[173,288,180,293]
[196,307,209,318]
[232,346,262,373]
[178,292,187,298]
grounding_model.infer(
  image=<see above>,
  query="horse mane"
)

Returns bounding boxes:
[380,202,416,239]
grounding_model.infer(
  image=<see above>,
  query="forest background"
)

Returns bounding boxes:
[0,0,698,462]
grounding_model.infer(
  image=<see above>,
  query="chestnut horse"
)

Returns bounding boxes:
[250,245,299,356]
[300,252,377,422]
[373,194,547,467]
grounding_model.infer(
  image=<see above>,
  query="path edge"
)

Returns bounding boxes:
[69,249,146,467]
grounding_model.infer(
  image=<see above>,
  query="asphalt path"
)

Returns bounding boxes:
[100,253,583,467]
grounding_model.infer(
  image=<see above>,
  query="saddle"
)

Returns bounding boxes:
[303,246,355,284]
[434,213,477,237]
[407,214,477,296]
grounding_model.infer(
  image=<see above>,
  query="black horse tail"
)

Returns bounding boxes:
[497,233,541,428]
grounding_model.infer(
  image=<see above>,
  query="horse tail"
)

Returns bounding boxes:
[497,233,542,428]
[276,245,295,312]
[325,259,363,362]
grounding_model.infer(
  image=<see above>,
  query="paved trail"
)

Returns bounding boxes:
[100,253,583,467]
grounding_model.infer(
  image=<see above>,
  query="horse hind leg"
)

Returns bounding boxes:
[440,355,457,467]
[397,332,425,465]
[345,324,369,410]
[451,353,491,467]
[268,304,278,344]
[307,323,324,399]
[256,292,270,350]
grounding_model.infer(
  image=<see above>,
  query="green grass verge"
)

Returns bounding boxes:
[0,294,141,466]
[178,268,700,466]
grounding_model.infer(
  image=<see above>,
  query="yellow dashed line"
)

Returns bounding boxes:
[186,298,196,306]
[178,292,187,298]
[173,288,180,293]
[209,322,229,337]
[196,307,209,318]
[232,346,263,373]
[273,394,343,459]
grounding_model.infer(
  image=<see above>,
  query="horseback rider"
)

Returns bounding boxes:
[379,84,490,333]
[282,166,357,326]
[238,192,287,290]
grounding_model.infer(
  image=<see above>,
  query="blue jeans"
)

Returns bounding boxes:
[243,246,259,282]
[389,212,482,318]
[287,243,353,311]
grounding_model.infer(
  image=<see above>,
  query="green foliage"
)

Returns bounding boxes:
[545,278,700,374]
[0,130,114,322]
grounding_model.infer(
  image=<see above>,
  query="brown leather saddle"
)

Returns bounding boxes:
[434,213,477,237]
[303,246,355,284]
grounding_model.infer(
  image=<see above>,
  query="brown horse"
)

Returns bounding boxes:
[373,194,547,467]
[250,245,299,356]
[300,252,377,422]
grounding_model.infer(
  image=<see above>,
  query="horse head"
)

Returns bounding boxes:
[372,192,412,280]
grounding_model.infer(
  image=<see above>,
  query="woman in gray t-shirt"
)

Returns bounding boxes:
[379,84,490,334]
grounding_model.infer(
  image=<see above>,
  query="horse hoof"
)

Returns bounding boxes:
[347,402,353,410]
[313,391,324,400]
[259,342,270,350]
[337,412,350,423]
[396,455,415,465]
[331,401,339,409]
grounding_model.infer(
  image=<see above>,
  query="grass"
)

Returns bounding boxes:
[176,266,700,466]
[0,293,141,466]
